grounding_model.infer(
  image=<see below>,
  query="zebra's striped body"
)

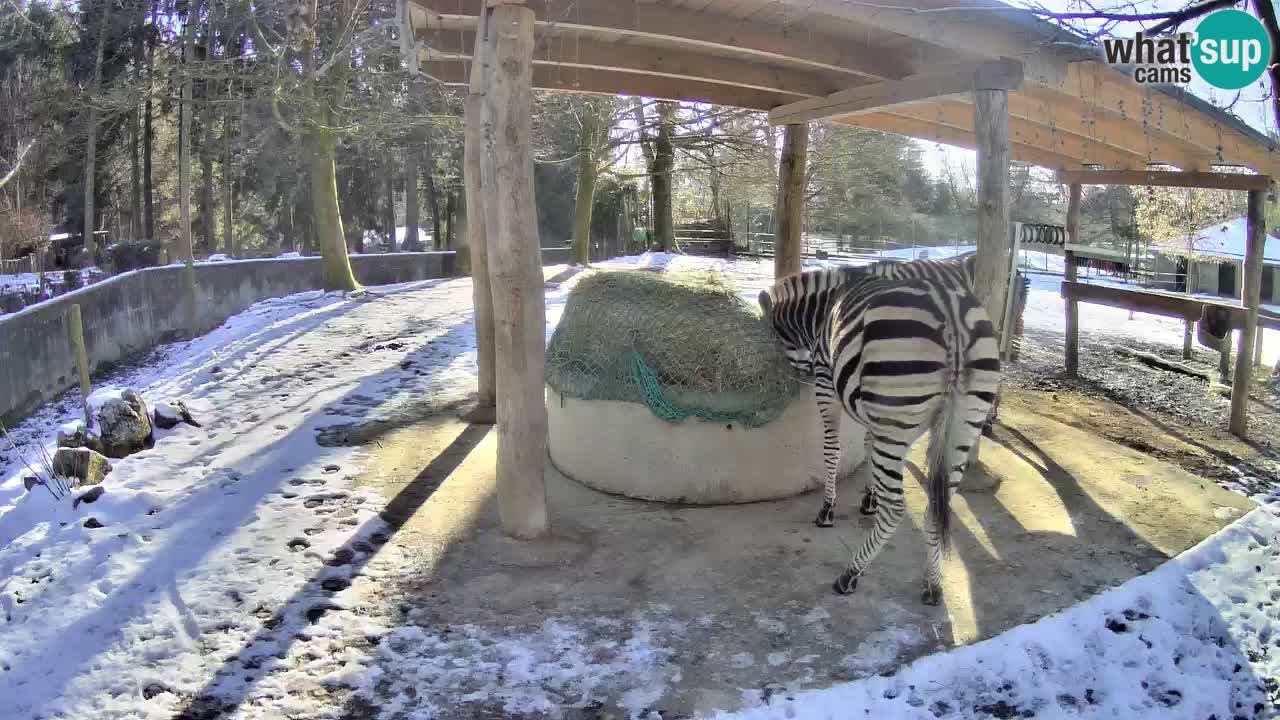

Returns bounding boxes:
[866,253,1004,443]
[759,260,1001,602]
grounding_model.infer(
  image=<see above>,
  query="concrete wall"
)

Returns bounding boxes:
[1,250,570,426]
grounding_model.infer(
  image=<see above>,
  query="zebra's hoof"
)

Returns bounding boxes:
[859,492,877,516]
[815,503,836,528]
[833,571,858,595]
[981,423,995,438]
[920,583,943,606]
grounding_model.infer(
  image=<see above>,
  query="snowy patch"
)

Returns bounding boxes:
[716,509,1280,720]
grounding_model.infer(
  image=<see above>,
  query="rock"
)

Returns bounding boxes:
[154,400,201,430]
[83,517,104,529]
[53,447,112,486]
[72,485,105,508]
[91,388,153,458]
[56,420,105,455]
[153,403,181,430]
[23,476,38,492]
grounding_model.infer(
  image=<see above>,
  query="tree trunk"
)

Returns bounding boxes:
[176,9,195,263]
[774,123,808,278]
[652,101,676,253]
[131,0,145,246]
[223,112,234,254]
[130,105,142,242]
[572,103,601,266]
[200,64,215,254]
[383,154,396,249]
[309,129,359,290]
[481,2,549,539]
[143,53,155,240]
[445,189,457,249]
[405,145,420,251]
[82,0,114,258]
[424,147,442,250]
[972,89,1010,333]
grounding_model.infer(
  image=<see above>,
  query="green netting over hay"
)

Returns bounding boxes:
[545,269,800,427]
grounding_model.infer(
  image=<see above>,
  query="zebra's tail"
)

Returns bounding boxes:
[925,314,967,556]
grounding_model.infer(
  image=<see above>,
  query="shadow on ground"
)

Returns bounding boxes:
[253,395,1266,720]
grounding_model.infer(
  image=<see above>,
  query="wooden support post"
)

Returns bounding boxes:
[64,304,92,426]
[1064,183,1081,377]
[774,123,807,279]
[480,2,549,539]
[463,11,497,417]
[1255,326,1264,368]
[1230,189,1267,437]
[1220,332,1232,384]
[973,89,1010,334]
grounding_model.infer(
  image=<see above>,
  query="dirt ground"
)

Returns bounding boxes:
[1001,382,1280,501]
[336,382,1256,719]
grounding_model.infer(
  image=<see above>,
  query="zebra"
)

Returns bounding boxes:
[758,262,1001,603]
[859,252,1006,443]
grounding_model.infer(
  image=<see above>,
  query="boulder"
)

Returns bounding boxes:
[153,400,201,430]
[56,420,105,455]
[90,388,153,458]
[52,447,112,486]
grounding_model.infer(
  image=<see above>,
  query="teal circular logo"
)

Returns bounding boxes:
[1192,10,1272,90]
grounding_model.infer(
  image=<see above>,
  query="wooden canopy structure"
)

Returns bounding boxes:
[408,0,1279,176]
[403,0,1278,538]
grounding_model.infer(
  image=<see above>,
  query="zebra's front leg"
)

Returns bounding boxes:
[814,378,842,528]
[833,452,907,595]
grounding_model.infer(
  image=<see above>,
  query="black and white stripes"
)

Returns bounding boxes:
[759,256,1002,603]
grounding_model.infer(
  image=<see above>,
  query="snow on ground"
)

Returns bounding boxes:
[0,252,1277,719]
[717,507,1280,720]
[0,277,497,719]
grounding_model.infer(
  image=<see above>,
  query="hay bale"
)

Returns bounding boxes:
[546,269,799,427]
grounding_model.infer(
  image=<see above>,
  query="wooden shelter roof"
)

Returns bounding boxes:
[408,0,1279,178]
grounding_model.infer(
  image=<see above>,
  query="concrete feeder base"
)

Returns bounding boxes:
[546,384,866,505]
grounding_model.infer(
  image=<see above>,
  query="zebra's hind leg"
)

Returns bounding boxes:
[814,379,842,528]
[859,432,877,515]
[834,449,908,595]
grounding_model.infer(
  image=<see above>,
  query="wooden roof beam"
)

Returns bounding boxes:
[419,30,843,99]
[1031,61,1280,176]
[421,60,804,111]
[1003,92,1215,171]
[769,0,1081,66]
[768,59,1022,125]
[887,101,1155,169]
[1055,169,1273,190]
[412,0,913,81]
[839,113,1097,170]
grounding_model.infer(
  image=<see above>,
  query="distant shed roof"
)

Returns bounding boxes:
[410,0,1279,177]
[1185,217,1280,264]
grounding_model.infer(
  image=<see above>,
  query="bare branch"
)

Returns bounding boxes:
[0,141,34,190]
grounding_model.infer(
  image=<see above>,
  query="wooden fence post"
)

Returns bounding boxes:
[774,123,807,278]
[463,9,497,417]
[1229,189,1267,437]
[1064,183,1081,377]
[481,2,549,539]
[65,304,92,426]
[974,89,1010,334]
